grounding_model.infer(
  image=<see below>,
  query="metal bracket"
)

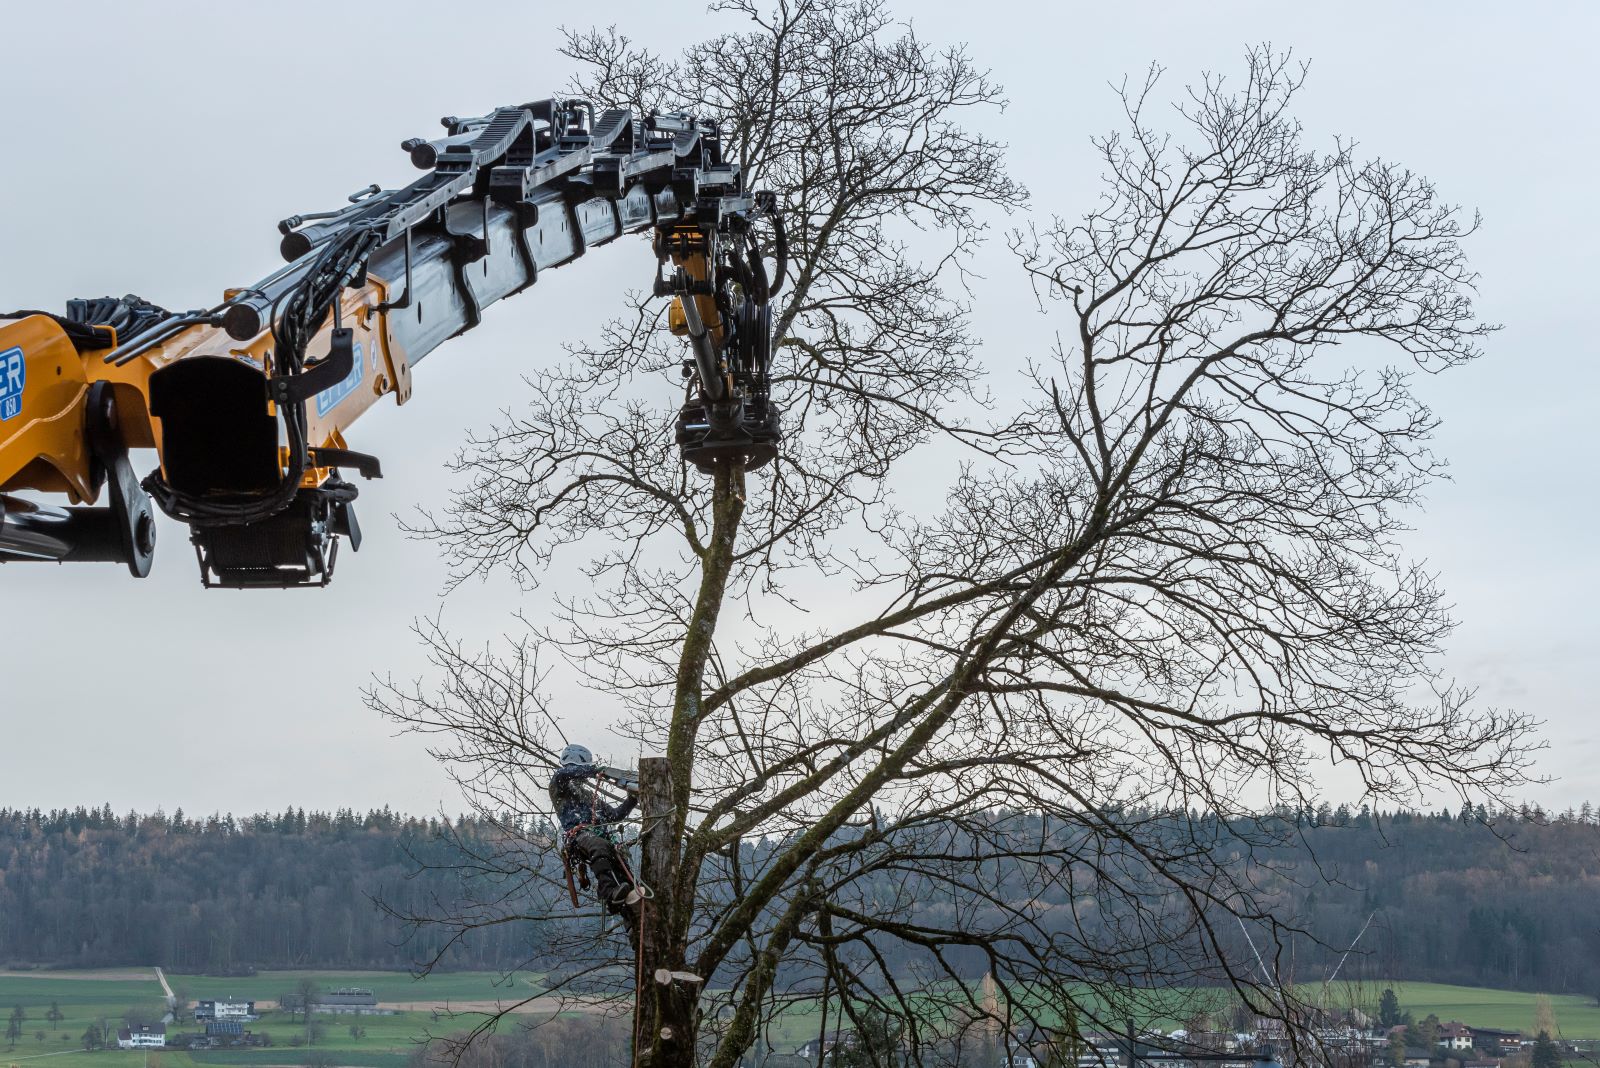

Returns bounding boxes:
[84,381,156,577]
[309,447,383,480]
[269,327,355,406]
[375,228,415,313]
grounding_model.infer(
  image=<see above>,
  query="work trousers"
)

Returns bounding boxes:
[567,830,639,950]
[568,831,635,908]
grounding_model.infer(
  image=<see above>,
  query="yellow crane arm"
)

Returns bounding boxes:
[0,98,785,587]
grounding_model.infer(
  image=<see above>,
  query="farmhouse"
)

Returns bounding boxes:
[167,1025,269,1052]
[117,1024,166,1049]
[1439,1022,1475,1052]
[195,998,257,1021]
[796,1034,845,1061]
[311,987,393,1016]
[1469,1028,1528,1052]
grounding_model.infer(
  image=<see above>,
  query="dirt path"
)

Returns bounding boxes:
[155,967,175,1022]
[380,998,607,1015]
[0,969,156,982]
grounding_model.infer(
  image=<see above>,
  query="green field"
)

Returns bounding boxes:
[1375,982,1600,1037]
[0,970,1595,1068]
[162,971,549,1008]
[761,980,1600,1049]
[0,969,566,1068]
[0,971,172,1068]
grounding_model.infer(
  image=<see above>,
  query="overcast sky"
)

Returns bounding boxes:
[1,1,1594,817]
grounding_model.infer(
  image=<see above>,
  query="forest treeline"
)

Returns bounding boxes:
[0,806,521,972]
[1,802,1598,994]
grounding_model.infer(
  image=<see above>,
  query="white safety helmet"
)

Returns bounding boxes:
[560,743,594,767]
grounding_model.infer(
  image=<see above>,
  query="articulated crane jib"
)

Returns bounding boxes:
[0,98,785,587]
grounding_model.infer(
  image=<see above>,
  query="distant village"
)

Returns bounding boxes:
[113,988,393,1052]
[779,998,1590,1068]
[79,978,1594,1068]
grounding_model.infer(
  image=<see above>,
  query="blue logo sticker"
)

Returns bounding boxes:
[0,346,24,422]
[315,340,365,417]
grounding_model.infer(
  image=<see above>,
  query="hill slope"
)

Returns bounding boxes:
[2,804,1597,994]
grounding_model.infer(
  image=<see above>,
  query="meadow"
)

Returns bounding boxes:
[1376,983,1600,1039]
[0,970,560,1068]
[758,980,1600,1050]
[161,972,550,1010]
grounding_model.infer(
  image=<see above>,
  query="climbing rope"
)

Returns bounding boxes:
[633,892,648,1068]
[632,737,647,1068]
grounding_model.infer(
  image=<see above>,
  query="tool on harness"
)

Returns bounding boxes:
[563,850,592,908]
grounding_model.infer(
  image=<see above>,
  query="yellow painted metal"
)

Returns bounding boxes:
[656,226,724,346]
[0,269,414,507]
[0,315,97,502]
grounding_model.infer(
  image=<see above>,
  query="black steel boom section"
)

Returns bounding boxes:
[126,97,783,588]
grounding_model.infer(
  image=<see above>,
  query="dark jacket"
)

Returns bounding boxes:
[549,765,636,836]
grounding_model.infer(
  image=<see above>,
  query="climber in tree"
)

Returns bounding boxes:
[549,744,643,942]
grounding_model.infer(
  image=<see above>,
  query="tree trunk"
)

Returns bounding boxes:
[641,464,743,1066]
[637,756,697,1068]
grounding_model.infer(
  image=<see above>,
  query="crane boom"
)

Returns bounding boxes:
[0,98,784,587]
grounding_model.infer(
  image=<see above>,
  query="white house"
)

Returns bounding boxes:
[196,999,257,1022]
[117,1025,166,1049]
[1439,1023,1475,1052]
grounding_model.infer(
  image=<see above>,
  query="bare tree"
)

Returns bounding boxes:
[373,14,1532,1068]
